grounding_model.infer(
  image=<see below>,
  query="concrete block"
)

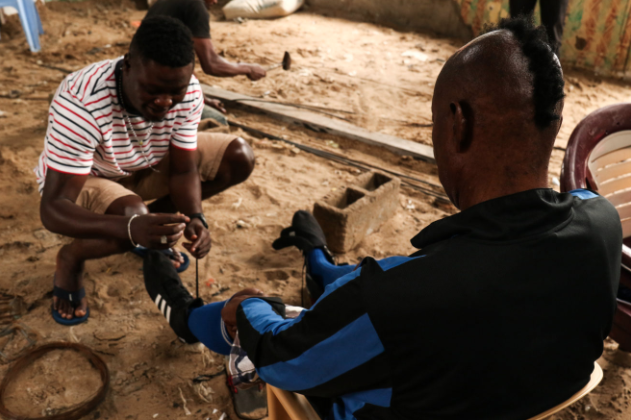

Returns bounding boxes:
[313,170,401,253]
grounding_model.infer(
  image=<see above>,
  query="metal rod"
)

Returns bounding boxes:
[227,121,450,203]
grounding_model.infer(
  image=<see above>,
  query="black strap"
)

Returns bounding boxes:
[53,286,85,308]
[195,258,199,299]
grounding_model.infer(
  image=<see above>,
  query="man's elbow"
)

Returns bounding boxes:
[200,60,222,77]
[201,63,215,76]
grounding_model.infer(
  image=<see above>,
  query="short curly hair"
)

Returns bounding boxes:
[131,16,195,68]
[486,16,565,129]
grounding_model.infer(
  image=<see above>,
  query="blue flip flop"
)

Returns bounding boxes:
[131,246,190,273]
[51,284,90,326]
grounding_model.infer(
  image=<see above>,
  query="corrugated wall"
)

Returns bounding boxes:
[455,0,631,78]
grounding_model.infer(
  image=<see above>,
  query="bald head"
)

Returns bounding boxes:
[431,16,565,210]
[438,30,536,129]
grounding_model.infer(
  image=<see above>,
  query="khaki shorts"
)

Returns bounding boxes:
[76,132,236,214]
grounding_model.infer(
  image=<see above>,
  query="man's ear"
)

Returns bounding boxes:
[123,53,131,72]
[450,101,472,153]
[555,116,563,137]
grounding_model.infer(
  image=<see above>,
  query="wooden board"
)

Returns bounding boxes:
[201,85,435,163]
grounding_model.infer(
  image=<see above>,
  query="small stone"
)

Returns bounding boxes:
[236,220,251,229]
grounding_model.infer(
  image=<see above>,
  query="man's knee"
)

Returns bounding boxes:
[221,137,255,185]
[106,195,149,216]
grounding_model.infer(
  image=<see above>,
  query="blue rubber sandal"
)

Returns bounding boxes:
[131,247,190,273]
[51,284,90,326]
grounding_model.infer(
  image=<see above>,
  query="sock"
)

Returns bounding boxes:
[187,300,233,355]
[307,248,355,289]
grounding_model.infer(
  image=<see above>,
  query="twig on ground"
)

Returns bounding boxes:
[211,287,230,297]
[178,386,192,416]
[69,326,80,343]
[193,368,226,383]
[36,63,74,74]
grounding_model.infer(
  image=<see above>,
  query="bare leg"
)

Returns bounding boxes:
[53,195,148,320]
[509,0,538,17]
[149,138,255,214]
[539,0,569,56]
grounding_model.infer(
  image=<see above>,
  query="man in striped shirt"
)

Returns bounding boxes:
[36,16,255,324]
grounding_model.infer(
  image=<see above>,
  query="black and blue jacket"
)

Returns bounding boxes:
[236,189,622,420]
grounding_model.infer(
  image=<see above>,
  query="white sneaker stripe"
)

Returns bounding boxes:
[160,299,166,316]
[166,305,171,324]
[155,294,162,307]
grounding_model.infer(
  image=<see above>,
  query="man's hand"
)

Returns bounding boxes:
[221,288,266,339]
[247,64,267,81]
[129,214,188,249]
[204,95,227,114]
[183,218,212,259]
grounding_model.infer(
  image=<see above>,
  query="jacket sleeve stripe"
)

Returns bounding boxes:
[255,313,384,392]
[240,299,307,336]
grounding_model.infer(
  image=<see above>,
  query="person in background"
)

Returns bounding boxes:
[510,0,569,56]
[145,0,267,123]
[37,17,255,325]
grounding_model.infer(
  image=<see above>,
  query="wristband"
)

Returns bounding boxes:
[128,214,140,248]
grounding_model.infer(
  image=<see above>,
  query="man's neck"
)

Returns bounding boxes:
[457,173,549,211]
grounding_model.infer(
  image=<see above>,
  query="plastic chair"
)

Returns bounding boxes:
[267,363,603,420]
[0,0,43,52]
[267,385,320,420]
[527,362,603,420]
[560,103,631,351]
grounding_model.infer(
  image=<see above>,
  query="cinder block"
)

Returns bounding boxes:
[313,171,401,253]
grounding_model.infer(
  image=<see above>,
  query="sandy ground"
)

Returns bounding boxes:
[1,1,631,419]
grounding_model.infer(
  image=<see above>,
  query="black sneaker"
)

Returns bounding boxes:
[143,250,203,344]
[273,210,334,260]
[273,211,336,302]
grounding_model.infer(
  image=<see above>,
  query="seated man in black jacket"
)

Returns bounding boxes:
[144,17,622,420]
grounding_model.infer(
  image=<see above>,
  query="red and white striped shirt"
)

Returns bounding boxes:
[34,58,203,194]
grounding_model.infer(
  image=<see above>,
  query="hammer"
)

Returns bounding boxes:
[265,52,292,72]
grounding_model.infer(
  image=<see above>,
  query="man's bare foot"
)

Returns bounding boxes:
[53,244,88,320]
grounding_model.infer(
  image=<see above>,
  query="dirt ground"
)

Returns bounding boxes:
[1,1,631,419]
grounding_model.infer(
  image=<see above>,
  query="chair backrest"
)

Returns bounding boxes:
[561,103,631,241]
[267,363,603,420]
[527,362,603,420]
[587,130,631,237]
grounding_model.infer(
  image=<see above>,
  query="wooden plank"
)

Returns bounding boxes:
[201,85,435,163]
